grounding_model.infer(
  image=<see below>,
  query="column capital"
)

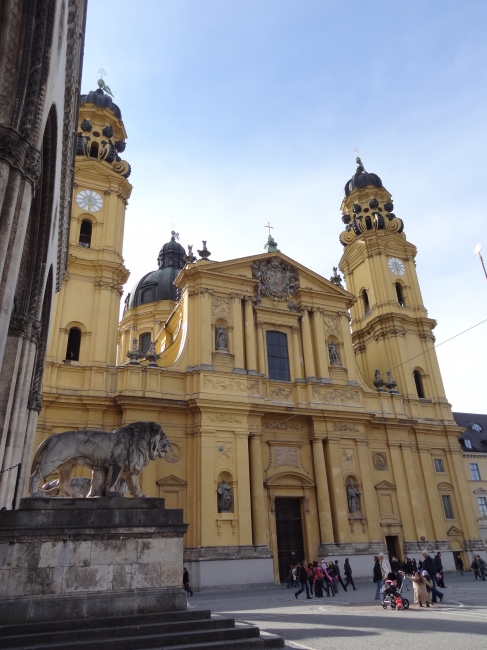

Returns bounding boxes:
[256,321,265,329]
[244,295,255,303]
[291,325,300,334]
[230,292,244,300]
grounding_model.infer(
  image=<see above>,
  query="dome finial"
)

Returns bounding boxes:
[354,147,364,171]
[97,68,114,97]
[171,229,179,241]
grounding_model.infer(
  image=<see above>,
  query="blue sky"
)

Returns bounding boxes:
[82,0,487,412]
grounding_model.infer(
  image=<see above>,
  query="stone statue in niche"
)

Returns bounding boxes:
[328,342,340,365]
[215,325,228,350]
[217,478,232,512]
[346,478,361,513]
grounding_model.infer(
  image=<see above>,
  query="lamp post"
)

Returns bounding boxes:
[474,243,487,281]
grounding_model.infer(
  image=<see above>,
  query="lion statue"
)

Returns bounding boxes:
[29,421,169,498]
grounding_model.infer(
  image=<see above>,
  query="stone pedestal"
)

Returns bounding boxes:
[0,497,188,624]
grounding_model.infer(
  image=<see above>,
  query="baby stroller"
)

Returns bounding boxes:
[381,577,410,610]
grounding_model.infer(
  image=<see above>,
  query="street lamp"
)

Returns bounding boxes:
[474,243,487,280]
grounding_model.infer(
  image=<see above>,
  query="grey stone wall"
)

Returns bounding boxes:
[0,497,188,623]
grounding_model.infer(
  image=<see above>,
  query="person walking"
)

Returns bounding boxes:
[343,558,357,590]
[471,556,481,580]
[379,553,391,582]
[295,561,311,599]
[373,556,383,600]
[402,571,432,608]
[307,562,315,596]
[455,555,464,575]
[435,552,446,588]
[314,563,324,598]
[328,561,338,595]
[422,570,443,603]
[334,560,348,592]
[292,564,298,587]
[401,558,410,591]
[476,555,486,581]
[421,550,441,603]
[183,567,193,597]
[323,563,334,596]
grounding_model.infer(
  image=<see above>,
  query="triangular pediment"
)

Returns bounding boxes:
[156,474,187,486]
[447,525,464,537]
[176,251,354,305]
[473,487,487,494]
[437,482,454,491]
[375,480,396,490]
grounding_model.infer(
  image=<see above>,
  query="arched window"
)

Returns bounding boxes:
[413,369,425,398]
[139,332,151,355]
[89,142,99,158]
[395,282,405,307]
[66,327,81,361]
[362,290,371,316]
[79,220,92,247]
[266,331,290,381]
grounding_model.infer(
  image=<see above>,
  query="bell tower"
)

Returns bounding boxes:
[45,81,132,373]
[338,157,448,407]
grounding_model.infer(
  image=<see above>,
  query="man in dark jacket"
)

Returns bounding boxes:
[295,561,311,599]
[334,560,348,592]
[435,552,445,588]
[343,558,357,590]
[183,567,193,596]
[422,551,443,603]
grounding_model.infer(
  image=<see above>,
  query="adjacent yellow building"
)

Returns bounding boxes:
[36,91,486,588]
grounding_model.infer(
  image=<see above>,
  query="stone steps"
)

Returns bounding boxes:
[0,610,284,650]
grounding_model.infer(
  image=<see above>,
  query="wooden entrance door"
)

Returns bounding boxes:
[275,498,305,582]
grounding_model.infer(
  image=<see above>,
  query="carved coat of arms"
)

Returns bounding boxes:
[252,257,299,305]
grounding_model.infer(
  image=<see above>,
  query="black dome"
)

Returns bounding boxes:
[80,88,122,120]
[344,160,382,197]
[127,233,186,308]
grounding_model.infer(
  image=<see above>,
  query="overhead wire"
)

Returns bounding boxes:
[387,316,487,373]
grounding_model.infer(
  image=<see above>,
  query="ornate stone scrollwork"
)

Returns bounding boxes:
[8,314,42,342]
[252,257,299,305]
[27,391,43,413]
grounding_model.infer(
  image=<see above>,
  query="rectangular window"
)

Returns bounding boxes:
[266,331,290,382]
[441,495,454,519]
[470,463,481,481]
[434,459,445,473]
[477,497,487,518]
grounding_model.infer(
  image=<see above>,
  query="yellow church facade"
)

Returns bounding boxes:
[35,88,485,588]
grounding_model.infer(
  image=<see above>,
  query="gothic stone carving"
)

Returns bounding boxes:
[252,257,299,305]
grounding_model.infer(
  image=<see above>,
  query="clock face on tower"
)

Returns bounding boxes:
[76,189,103,212]
[388,257,405,276]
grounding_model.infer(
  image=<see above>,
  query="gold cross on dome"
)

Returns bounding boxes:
[98,68,107,79]
[264,222,274,236]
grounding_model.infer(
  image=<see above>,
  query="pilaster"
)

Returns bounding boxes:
[244,297,257,374]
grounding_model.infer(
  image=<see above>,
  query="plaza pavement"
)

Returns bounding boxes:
[188,573,487,649]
